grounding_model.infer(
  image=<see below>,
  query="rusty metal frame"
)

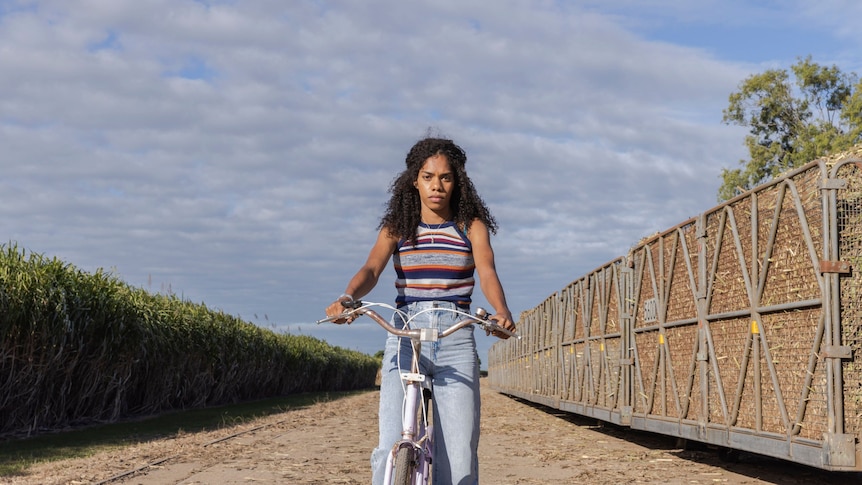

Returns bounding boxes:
[488,158,862,471]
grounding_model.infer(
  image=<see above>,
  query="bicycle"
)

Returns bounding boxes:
[317,299,517,485]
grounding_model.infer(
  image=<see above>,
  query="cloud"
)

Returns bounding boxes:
[1,1,855,359]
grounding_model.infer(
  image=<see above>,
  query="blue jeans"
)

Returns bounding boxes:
[371,301,480,485]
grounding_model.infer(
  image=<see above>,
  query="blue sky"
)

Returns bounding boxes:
[2,0,860,365]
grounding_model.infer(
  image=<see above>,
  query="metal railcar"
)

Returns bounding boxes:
[489,155,862,471]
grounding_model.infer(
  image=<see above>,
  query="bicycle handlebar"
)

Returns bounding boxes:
[316,300,518,340]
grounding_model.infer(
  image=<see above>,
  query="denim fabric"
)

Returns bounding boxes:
[371,301,480,485]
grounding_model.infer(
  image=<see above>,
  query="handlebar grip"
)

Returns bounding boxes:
[488,322,517,338]
[316,314,344,324]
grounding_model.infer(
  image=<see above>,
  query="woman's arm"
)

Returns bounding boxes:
[324,228,399,323]
[469,219,516,337]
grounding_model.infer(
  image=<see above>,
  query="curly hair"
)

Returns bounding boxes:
[378,137,497,243]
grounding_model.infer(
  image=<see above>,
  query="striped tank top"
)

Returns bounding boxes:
[393,221,475,307]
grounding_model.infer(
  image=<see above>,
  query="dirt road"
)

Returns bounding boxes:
[7,378,862,484]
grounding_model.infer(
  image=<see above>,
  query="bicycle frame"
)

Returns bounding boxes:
[384,336,432,484]
[318,301,516,484]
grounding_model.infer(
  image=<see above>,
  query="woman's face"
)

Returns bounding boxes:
[414,154,455,221]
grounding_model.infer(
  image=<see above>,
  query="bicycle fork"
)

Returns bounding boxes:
[383,371,433,484]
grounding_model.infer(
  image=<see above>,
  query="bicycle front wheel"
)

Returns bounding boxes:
[392,445,415,485]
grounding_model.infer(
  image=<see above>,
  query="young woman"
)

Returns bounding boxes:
[324,136,515,485]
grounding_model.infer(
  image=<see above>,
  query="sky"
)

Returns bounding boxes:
[2,0,861,366]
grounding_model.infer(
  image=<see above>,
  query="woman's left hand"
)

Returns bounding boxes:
[488,311,516,339]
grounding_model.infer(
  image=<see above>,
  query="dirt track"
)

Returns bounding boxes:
[6,378,862,484]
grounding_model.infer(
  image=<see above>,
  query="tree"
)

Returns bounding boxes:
[718,56,861,201]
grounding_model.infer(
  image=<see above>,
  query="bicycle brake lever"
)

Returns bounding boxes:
[474,307,520,339]
[316,313,347,324]
[343,299,363,309]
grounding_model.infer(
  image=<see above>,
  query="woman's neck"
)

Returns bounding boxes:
[421,210,451,225]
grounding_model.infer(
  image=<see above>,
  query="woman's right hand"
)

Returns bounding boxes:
[324,295,355,324]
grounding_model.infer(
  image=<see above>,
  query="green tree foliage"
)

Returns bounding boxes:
[719,56,861,201]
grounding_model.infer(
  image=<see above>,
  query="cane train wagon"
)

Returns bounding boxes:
[488,152,862,471]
